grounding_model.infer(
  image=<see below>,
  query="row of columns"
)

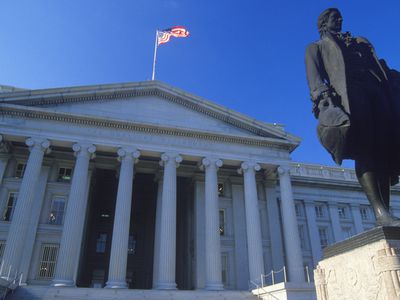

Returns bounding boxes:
[0,136,306,289]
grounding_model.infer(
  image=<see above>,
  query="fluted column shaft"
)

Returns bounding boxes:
[239,162,265,282]
[278,166,305,282]
[201,158,224,290]
[106,148,140,288]
[52,143,96,287]
[153,175,163,288]
[156,153,182,290]
[2,138,50,275]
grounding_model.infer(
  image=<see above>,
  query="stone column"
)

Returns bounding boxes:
[152,174,163,288]
[52,143,96,287]
[0,135,9,184]
[328,201,342,242]
[201,157,224,290]
[106,148,140,288]
[304,200,322,264]
[238,162,265,282]
[1,137,50,276]
[156,153,182,290]
[264,171,285,278]
[277,165,305,282]
[350,203,364,234]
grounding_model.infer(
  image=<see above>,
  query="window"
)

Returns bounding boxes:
[295,203,302,217]
[315,204,324,219]
[128,235,136,255]
[37,244,58,279]
[96,233,107,253]
[0,241,5,260]
[48,196,66,225]
[57,167,72,182]
[318,227,329,249]
[342,227,353,239]
[298,225,306,249]
[15,163,26,178]
[3,192,18,221]
[219,209,225,236]
[218,183,224,197]
[360,207,370,220]
[338,206,347,219]
[221,253,228,285]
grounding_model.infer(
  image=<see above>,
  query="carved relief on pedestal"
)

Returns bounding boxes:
[315,242,400,300]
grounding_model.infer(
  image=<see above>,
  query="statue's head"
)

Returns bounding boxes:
[318,8,343,37]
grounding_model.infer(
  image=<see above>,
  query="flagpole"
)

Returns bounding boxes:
[152,30,158,80]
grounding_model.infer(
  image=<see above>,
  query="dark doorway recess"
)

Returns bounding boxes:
[126,173,157,289]
[77,169,118,287]
[176,177,195,290]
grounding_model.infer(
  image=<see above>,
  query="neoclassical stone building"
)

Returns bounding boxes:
[0,81,398,295]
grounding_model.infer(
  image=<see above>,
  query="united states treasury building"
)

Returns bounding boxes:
[0,81,399,293]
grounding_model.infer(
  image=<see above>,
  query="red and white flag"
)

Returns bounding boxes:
[157,26,190,45]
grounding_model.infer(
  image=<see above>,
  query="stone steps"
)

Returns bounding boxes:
[8,286,257,300]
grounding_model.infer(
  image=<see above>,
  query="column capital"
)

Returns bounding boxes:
[26,137,51,154]
[117,148,140,163]
[237,161,261,174]
[159,153,182,167]
[327,201,338,207]
[199,157,223,171]
[303,199,316,206]
[349,203,361,209]
[72,143,96,159]
[277,165,291,176]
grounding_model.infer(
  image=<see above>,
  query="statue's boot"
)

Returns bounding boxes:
[357,172,400,227]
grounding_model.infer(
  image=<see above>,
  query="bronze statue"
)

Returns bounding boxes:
[305,8,400,226]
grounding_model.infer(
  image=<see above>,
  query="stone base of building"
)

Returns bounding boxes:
[8,286,257,300]
[251,282,316,300]
[314,226,400,300]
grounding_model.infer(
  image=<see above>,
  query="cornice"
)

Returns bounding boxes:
[0,104,294,151]
[0,81,300,150]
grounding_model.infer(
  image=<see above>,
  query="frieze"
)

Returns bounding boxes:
[0,105,292,151]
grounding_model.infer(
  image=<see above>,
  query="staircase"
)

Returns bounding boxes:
[8,286,258,300]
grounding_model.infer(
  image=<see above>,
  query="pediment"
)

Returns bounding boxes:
[0,81,300,150]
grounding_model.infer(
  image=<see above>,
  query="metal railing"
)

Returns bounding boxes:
[0,261,23,300]
[249,265,313,291]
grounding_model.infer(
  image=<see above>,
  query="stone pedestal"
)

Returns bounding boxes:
[314,226,400,300]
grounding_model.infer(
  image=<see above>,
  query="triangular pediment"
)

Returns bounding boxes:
[0,81,300,150]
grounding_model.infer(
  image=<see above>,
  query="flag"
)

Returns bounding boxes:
[157,26,190,46]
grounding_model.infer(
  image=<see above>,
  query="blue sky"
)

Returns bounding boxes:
[1,1,399,168]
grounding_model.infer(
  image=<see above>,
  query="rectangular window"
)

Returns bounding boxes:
[0,241,5,260]
[37,244,59,279]
[96,233,107,253]
[360,207,369,220]
[57,167,72,182]
[15,163,26,178]
[3,192,18,221]
[315,205,324,219]
[338,206,346,219]
[48,196,66,225]
[298,225,306,249]
[219,209,225,236]
[218,183,224,197]
[342,227,353,239]
[295,203,302,217]
[221,253,228,285]
[318,227,329,249]
[128,235,136,255]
